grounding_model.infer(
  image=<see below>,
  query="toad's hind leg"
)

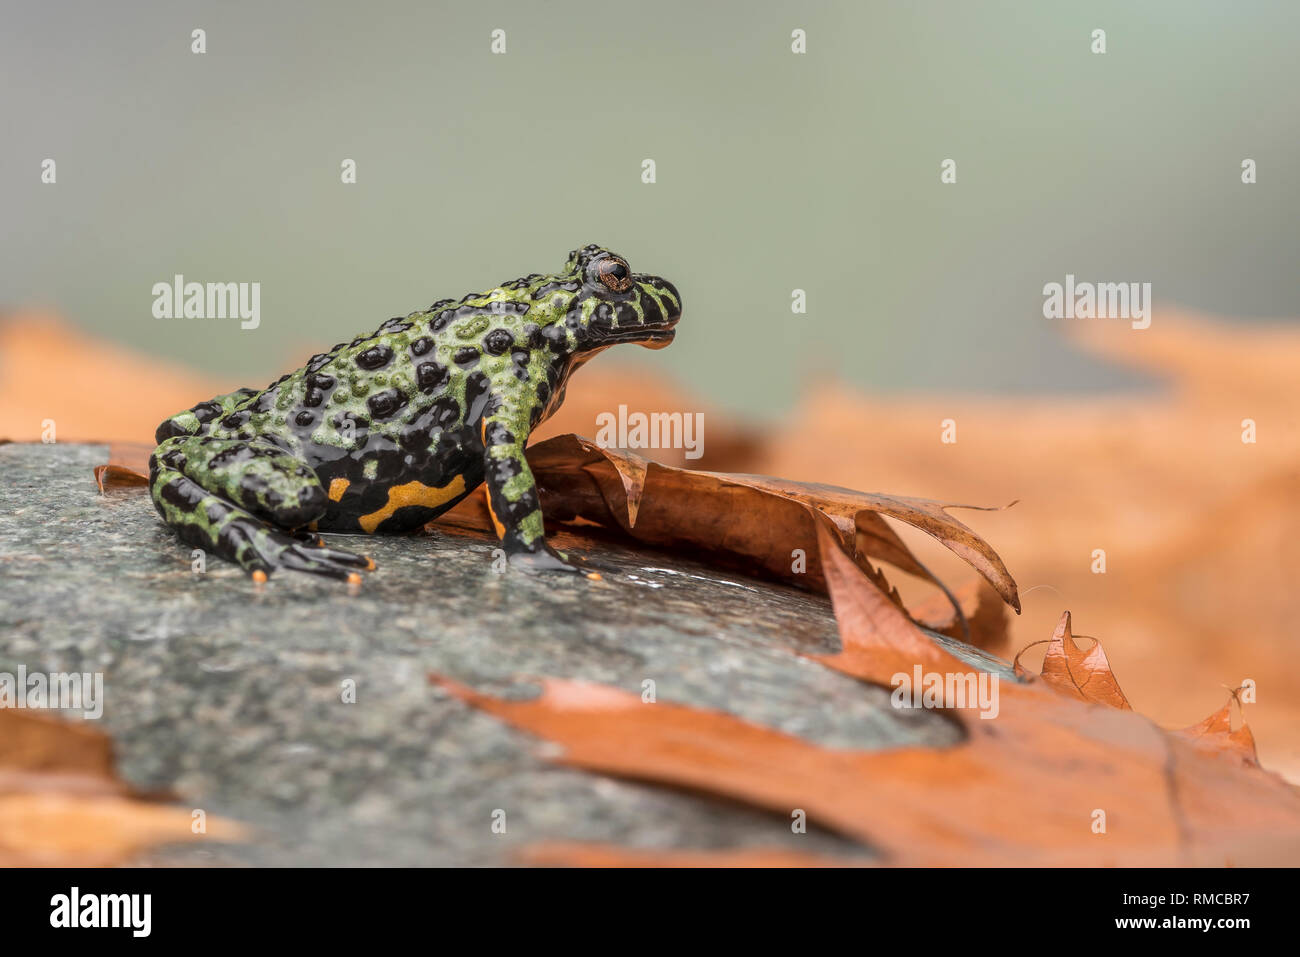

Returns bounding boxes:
[149,435,373,581]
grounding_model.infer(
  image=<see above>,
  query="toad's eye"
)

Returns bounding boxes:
[594,257,633,293]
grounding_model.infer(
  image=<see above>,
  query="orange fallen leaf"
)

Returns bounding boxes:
[526,434,1020,620]
[807,513,962,682]
[1013,611,1132,710]
[0,708,117,777]
[0,794,243,867]
[0,709,245,866]
[92,442,155,492]
[433,521,1300,865]
[754,310,1300,779]
[1177,694,1260,768]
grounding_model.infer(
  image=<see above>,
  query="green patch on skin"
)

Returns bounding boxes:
[500,466,534,501]
[455,315,490,340]
[517,509,545,545]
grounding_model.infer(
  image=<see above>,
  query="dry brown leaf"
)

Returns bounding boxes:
[525,434,1019,618]
[585,447,648,528]
[0,709,245,865]
[434,522,1300,865]
[0,794,244,867]
[1013,611,1133,710]
[0,708,117,777]
[752,310,1300,779]
[92,441,156,492]
[92,464,149,493]
[1177,695,1260,768]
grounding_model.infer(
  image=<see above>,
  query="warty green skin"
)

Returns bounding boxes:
[148,245,682,581]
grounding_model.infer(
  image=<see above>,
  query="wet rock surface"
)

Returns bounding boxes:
[0,443,1009,865]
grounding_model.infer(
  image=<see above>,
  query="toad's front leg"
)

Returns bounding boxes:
[478,397,580,573]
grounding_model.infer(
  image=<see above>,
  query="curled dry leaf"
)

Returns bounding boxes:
[90,442,153,492]
[1013,611,1132,710]
[0,709,245,866]
[807,512,961,681]
[524,433,1020,618]
[435,524,1300,866]
[1177,696,1260,769]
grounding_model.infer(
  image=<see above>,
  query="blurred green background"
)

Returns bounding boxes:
[3,0,1297,417]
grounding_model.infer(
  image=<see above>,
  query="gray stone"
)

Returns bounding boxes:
[0,443,1013,865]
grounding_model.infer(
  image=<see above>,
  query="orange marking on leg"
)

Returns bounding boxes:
[480,421,507,537]
[485,496,506,538]
[358,476,468,534]
[252,570,268,584]
[328,478,350,502]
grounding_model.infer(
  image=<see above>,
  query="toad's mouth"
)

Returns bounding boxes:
[597,323,678,350]
[638,328,676,350]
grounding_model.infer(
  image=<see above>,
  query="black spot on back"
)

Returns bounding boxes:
[416,361,449,393]
[356,344,395,370]
[483,329,514,355]
[366,389,406,420]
